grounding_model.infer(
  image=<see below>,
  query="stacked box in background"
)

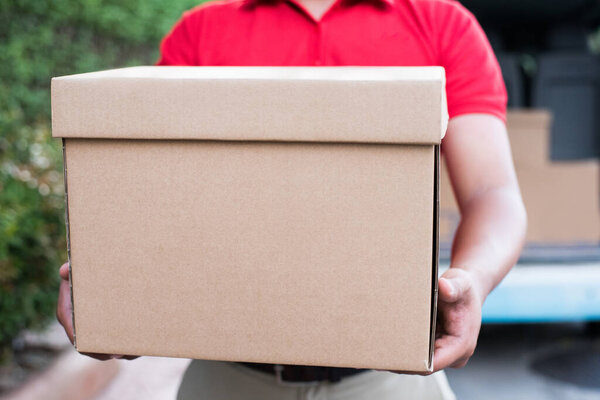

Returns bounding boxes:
[440,110,600,262]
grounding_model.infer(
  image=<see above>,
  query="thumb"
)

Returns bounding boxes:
[439,272,471,303]
[59,262,70,281]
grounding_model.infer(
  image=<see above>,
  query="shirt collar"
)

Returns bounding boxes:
[242,0,395,10]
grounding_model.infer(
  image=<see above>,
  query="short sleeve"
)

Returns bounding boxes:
[434,2,507,122]
[156,11,200,66]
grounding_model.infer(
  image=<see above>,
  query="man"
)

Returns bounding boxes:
[57,0,527,398]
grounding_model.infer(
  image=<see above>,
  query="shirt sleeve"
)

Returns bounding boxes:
[433,1,507,122]
[156,11,200,66]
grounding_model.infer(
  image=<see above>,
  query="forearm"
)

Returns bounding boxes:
[450,185,527,303]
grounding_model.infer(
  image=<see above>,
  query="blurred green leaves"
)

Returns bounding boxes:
[0,0,204,359]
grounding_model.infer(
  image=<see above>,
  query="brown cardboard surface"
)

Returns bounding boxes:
[505,110,552,168]
[51,66,447,145]
[517,162,600,243]
[53,66,447,373]
[65,140,435,371]
[440,110,600,246]
[439,164,457,242]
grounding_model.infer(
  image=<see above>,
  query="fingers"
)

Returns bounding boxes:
[57,278,74,344]
[434,268,482,371]
[79,352,138,361]
[59,262,69,281]
[433,335,469,371]
[79,352,115,361]
[56,262,140,362]
[386,368,432,376]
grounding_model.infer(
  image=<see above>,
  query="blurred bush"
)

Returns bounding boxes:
[0,0,204,361]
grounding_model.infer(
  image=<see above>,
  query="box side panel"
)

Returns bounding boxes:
[62,140,77,348]
[67,140,434,371]
[428,145,440,372]
[427,146,440,371]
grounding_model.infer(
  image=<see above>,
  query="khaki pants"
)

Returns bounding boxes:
[177,360,456,400]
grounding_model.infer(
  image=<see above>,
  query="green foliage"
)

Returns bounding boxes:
[0,0,205,359]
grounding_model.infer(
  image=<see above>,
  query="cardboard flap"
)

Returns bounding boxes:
[52,66,447,144]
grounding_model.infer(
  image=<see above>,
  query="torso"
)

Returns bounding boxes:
[180,0,439,67]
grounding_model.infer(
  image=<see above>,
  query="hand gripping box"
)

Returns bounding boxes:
[51,66,448,373]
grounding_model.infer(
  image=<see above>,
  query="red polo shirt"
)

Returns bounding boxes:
[157,0,506,122]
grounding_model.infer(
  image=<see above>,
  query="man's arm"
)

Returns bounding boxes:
[433,113,527,371]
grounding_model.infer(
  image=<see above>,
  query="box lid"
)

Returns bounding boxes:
[51,66,448,144]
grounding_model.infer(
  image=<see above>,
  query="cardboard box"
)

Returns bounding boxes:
[440,110,600,259]
[52,66,448,373]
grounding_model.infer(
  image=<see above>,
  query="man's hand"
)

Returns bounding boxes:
[433,268,483,371]
[427,114,526,371]
[56,262,138,361]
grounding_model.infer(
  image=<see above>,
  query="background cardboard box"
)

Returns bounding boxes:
[440,110,600,261]
[52,66,447,373]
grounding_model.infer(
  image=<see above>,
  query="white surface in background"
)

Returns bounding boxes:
[94,357,190,400]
